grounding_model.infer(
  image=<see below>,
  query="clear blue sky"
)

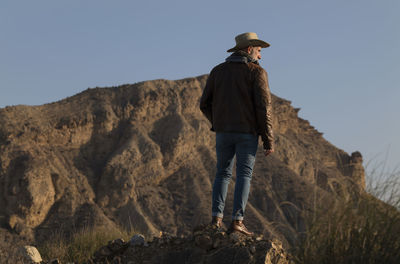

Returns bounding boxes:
[1,0,399,176]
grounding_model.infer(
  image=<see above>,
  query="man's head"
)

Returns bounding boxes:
[244,46,262,61]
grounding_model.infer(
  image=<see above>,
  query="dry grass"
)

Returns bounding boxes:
[38,225,136,263]
[292,169,400,264]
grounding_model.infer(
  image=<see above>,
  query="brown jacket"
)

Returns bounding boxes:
[200,51,274,150]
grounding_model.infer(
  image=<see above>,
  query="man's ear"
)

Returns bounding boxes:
[246,46,253,54]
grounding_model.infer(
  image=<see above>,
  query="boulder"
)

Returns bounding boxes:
[18,246,42,263]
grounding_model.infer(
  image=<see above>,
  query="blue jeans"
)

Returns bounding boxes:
[212,132,258,221]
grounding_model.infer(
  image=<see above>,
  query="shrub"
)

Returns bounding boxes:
[292,170,400,264]
[39,225,135,263]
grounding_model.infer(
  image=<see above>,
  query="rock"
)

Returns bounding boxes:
[265,240,289,264]
[94,245,112,259]
[249,245,256,254]
[108,238,126,252]
[92,238,129,263]
[349,151,366,188]
[89,223,291,264]
[212,237,220,249]
[111,255,122,263]
[130,234,145,246]
[194,234,213,250]
[229,232,242,243]
[18,246,42,263]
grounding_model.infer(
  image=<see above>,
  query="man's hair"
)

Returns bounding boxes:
[240,46,252,52]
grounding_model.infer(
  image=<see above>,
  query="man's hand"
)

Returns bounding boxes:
[264,148,274,156]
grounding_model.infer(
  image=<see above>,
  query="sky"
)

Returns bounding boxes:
[1,0,399,178]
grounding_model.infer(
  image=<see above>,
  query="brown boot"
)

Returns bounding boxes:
[211,216,223,229]
[228,220,254,236]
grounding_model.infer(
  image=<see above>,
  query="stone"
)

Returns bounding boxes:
[194,234,213,250]
[108,238,126,252]
[212,237,220,249]
[111,255,122,263]
[255,235,263,241]
[265,240,289,264]
[229,232,241,243]
[130,234,146,246]
[18,246,42,263]
[249,245,256,254]
[94,245,112,259]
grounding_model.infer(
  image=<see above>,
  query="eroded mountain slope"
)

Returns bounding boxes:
[0,75,364,246]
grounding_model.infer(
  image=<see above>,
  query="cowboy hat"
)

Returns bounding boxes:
[227,32,270,52]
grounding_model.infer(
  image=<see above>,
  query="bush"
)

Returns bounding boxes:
[39,225,135,263]
[292,170,400,264]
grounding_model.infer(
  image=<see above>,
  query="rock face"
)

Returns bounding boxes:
[0,75,365,246]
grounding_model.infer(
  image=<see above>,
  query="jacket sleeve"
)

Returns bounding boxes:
[253,68,274,150]
[200,72,214,126]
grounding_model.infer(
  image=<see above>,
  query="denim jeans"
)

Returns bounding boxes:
[212,132,258,221]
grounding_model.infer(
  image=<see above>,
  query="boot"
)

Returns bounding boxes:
[228,220,254,236]
[211,216,223,229]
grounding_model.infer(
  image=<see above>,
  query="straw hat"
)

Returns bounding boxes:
[227,32,270,52]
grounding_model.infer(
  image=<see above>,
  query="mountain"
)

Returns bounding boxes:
[0,75,365,250]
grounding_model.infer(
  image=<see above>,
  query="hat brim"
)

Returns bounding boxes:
[227,39,270,52]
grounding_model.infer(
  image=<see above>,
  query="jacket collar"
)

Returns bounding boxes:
[225,50,259,65]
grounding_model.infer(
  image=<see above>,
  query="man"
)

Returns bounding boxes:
[200,32,274,236]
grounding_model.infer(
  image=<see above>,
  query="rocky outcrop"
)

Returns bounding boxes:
[90,225,291,264]
[0,75,365,248]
